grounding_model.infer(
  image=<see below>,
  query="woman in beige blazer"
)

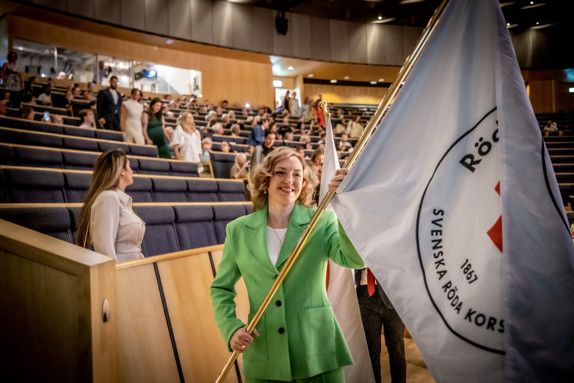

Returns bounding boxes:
[77,149,145,262]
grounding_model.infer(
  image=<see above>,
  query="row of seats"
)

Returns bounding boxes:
[0,115,123,142]
[0,126,157,157]
[0,202,252,256]
[0,144,199,176]
[0,166,244,204]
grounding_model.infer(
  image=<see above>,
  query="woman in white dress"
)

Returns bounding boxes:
[121,88,147,145]
[77,149,145,262]
[171,111,202,170]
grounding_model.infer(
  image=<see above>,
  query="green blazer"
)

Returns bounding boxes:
[210,204,366,381]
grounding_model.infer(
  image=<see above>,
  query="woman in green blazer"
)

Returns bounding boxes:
[211,147,366,382]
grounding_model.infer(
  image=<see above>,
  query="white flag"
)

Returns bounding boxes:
[321,115,375,383]
[331,0,574,382]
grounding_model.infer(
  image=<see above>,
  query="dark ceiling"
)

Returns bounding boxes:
[240,0,570,29]
[238,0,573,68]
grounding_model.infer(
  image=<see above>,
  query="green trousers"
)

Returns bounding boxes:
[246,367,344,383]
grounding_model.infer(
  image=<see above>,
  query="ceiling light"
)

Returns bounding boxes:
[378,16,382,20]
[344,76,350,80]
[288,66,295,71]
[308,74,314,78]
[370,81,377,85]
[330,79,337,84]
[378,78,385,82]
[166,39,173,44]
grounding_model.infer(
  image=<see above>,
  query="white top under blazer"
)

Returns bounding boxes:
[91,189,145,262]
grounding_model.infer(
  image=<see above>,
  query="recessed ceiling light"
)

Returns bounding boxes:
[344,76,350,80]
[330,79,337,83]
[370,81,377,85]
[378,78,385,82]
[288,66,295,71]
[378,16,382,20]
[308,74,314,78]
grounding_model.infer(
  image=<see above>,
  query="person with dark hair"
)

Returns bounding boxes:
[20,105,34,120]
[1,51,23,105]
[211,146,365,382]
[77,149,145,262]
[79,109,95,129]
[246,118,268,147]
[142,97,170,158]
[355,269,406,383]
[96,75,123,131]
[261,129,276,157]
[37,84,53,106]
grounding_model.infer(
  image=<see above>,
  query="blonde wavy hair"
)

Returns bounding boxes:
[77,149,128,248]
[249,146,313,211]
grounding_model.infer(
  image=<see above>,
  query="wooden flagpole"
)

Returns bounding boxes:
[215,1,450,381]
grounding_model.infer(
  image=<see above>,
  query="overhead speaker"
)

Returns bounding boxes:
[275,13,288,36]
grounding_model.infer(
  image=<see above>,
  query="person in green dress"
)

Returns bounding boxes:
[142,97,171,158]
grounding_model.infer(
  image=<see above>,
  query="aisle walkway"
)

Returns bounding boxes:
[380,335,435,383]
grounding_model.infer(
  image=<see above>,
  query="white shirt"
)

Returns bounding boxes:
[267,226,287,266]
[110,89,119,107]
[171,125,202,163]
[91,189,145,262]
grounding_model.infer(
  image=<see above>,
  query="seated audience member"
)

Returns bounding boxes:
[50,114,64,125]
[230,124,242,138]
[65,90,77,117]
[0,99,8,116]
[212,122,224,136]
[21,75,38,104]
[338,133,353,152]
[220,141,232,153]
[543,120,563,137]
[20,106,35,120]
[307,148,324,190]
[72,84,82,98]
[346,115,364,139]
[201,138,213,168]
[79,109,96,129]
[77,149,145,262]
[262,130,276,157]
[37,84,53,106]
[230,153,248,179]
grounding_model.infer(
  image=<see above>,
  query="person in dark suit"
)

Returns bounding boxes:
[355,268,406,383]
[96,75,122,131]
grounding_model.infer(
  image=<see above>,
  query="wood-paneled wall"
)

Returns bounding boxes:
[304,83,389,106]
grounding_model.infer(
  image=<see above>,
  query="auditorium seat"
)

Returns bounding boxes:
[212,204,247,243]
[0,145,15,166]
[98,140,133,154]
[169,160,199,177]
[138,157,171,175]
[152,177,188,202]
[133,205,179,256]
[0,206,74,242]
[63,125,95,138]
[216,180,246,202]
[62,150,99,170]
[186,178,219,202]
[64,172,92,203]
[210,152,235,178]
[15,146,63,168]
[63,135,100,151]
[126,177,154,202]
[174,204,217,250]
[2,167,66,203]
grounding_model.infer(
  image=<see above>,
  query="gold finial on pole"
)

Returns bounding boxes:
[215,1,450,381]
[320,100,329,120]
